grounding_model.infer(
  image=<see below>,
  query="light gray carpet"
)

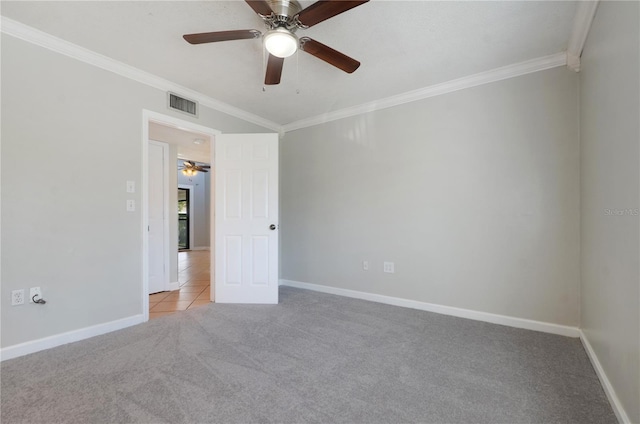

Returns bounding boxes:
[1,287,615,423]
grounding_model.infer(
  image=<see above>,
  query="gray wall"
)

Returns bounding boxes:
[1,35,269,348]
[178,160,211,248]
[579,2,640,422]
[281,66,580,326]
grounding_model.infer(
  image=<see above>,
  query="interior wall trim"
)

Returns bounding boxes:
[281,52,568,132]
[2,17,576,134]
[279,279,580,338]
[0,16,281,132]
[579,331,631,424]
[566,1,600,72]
[0,314,145,362]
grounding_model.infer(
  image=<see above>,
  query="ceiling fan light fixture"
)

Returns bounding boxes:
[182,168,197,177]
[264,28,298,58]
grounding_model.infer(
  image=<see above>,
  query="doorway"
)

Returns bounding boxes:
[142,110,220,321]
[142,111,280,320]
[178,187,191,250]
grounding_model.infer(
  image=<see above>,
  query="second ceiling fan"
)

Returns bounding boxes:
[183,0,369,85]
[180,160,210,176]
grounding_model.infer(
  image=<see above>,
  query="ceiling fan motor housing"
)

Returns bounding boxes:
[264,0,302,30]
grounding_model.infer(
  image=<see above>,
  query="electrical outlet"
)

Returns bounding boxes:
[11,289,25,306]
[126,199,135,212]
[363,261,369,271]
[29,287,42,303]
[383,261,395,273]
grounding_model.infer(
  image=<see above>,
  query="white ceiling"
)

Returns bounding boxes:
[2,1,578,126]
[149,121,211,164]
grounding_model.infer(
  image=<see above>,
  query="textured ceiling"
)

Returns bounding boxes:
[2,1,578,126]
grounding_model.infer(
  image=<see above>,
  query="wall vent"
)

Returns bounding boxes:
[167,92,199,117]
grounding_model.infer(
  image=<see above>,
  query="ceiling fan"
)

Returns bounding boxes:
[183,0,369,85]
[180,160,210,176]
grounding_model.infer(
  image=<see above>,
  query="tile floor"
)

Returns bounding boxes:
[149,250,211,319]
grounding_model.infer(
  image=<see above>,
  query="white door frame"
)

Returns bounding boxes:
[141,109,220,321]
[178,184,195,250]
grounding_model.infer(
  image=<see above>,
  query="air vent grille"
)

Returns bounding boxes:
[168,92,198,117]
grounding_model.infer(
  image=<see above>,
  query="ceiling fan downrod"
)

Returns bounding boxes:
[260,0,303,31]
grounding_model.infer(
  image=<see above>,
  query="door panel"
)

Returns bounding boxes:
[224,235,243,285]
[223,170,242,219]
[215,133,278,304]
[250,236,269,285]
[251,170,269,218]
[148,141,167,294]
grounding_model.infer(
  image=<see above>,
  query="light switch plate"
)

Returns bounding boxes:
[126,181,135,193]
[383,262,395,273]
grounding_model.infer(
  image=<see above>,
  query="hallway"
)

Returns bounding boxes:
[148,250,211,319]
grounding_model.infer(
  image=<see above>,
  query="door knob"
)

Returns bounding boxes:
[269,224,277,230]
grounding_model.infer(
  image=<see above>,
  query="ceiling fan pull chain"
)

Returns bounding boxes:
[296,49,300,94]
[262,43,266,92]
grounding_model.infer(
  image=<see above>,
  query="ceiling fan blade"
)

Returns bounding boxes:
[300,37,360,73]
[296,0,369,28]
[265,54,284,85]
[245,0,274,16]
[183,29,260,45]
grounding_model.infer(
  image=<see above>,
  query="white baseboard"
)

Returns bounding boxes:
[190,246,210,251]
[168,281,180,291]
[0,314,145,362]
[580,331,631,424]
[279,279,580,338]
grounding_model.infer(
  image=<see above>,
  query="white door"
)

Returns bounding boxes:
[215,133,279,304]
[148,141,169,294]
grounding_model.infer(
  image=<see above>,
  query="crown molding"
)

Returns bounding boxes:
[0,16,282,132]
[2,16,573,135]
[282,52,568,133]
[566,53,581,72]
[566,1,600,72]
